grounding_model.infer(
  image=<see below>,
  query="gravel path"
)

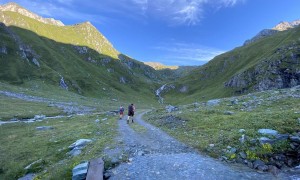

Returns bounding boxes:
[106,111,294,180]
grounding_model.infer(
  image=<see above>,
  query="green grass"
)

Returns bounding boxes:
[0,95,63,120]
[0,11,161,107]
[0,114,118,179]
[163,26,300,104]
[144,88,300,159]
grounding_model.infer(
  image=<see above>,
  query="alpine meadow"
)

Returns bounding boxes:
[0,2,300,180]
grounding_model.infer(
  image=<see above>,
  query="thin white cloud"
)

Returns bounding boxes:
[153,42,225,65]
[1,0,245,26]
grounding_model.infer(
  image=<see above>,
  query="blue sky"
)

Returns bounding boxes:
[1,0,300,65]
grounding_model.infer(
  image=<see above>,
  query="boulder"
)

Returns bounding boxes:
[18,173,35,180]
[259,137,275,144]
[258,129,278,136]
[253,159,267,171]
[69,149,82,157]
[275,134,289,141]
[69,139,92,150]
[72,162,89,180]
[290,136,300,143]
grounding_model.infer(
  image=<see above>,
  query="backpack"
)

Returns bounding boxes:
[128,105,133,112]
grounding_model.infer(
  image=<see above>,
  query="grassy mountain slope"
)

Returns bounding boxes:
[0,8,161,105]
[163,26,300,104]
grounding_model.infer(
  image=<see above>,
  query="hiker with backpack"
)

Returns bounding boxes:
[119,105,124,119]
[127,103,135,123]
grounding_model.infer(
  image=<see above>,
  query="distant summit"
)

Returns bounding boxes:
[273,19,300,31]
[244,19,300,45]
[0,2,64,26]
[144,62,179,70]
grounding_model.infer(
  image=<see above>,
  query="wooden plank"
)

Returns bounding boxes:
[86,158,104,180]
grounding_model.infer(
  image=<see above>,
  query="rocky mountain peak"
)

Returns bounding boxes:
[244,19,300,46]
[272,19,300,31]
[0,2,64,26]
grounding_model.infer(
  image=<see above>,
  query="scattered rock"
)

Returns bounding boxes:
[69,149,82,157]
[259,137,274,144]
[253,159,266,169]
[258,129,278,136]
[224,111,234,115]
[165,105,178,113]
[72,162,89,180]
[239,152,247,159]
[68,139,92,156]
[34,114,46,120]
[239,129,246,133]
[207,99,220,106]
[95,119,100,123]
[119,77,127,84]
[59,76,68,90]
[239,134,246,144]
[69,139,92,150]
[24,159,43,170]
[18,173,36,180]
[35,126,54,131]
[231,99,238,105]
[275,134,289,141]
[289,136,300,143]
[31,58,40,67]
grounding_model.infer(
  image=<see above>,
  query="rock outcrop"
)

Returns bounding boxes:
[225,43,300,93]
[0,2,64,26]
[244,29,278,45]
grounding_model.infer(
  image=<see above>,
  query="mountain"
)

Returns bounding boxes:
[144,62,198,81]
[0,2,64,26]
[0,2,163,103]
[244,19,300,45]
[1,2,299,106]
[162,22,300,104]
[144,62,178,70]
[273,20,300,31]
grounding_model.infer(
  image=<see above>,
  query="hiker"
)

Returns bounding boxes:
[119,105,124,119]
[127,103,135,123]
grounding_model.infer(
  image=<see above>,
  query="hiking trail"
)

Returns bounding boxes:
[104,111,299,180]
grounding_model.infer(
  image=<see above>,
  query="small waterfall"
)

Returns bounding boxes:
[60,76,68,90]
[156,84,166,104]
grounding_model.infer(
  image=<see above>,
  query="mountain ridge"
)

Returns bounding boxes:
[0,2,64,26]
[244,19,300,45]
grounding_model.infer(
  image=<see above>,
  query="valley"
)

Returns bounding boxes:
[0,2,300,179]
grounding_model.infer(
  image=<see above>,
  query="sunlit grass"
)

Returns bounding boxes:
[0,114,118,179]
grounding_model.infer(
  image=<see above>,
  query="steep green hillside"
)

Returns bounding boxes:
[0,5,161,104]
[163,26,300,104]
